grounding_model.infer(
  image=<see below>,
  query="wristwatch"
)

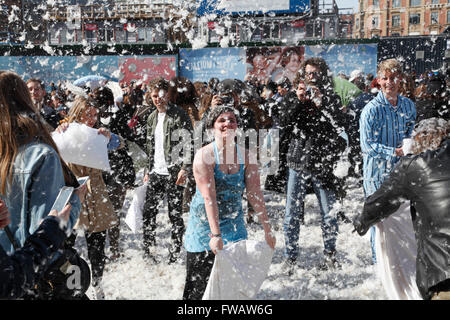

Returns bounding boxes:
[209,232,222,238]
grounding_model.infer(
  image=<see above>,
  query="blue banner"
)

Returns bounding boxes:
[304,43,378,78]
[179,47,247,82]
[197,0,310,16]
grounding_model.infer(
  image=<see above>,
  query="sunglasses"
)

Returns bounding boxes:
[428,71,439,77]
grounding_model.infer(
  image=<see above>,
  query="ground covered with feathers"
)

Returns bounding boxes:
[74,169,387,300]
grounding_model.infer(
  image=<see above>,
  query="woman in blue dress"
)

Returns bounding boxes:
[183,105,276,300]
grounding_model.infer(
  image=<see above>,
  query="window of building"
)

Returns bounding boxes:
[49,28,60,44]
[409,13,420,24]
[410,0,421,6]
[115,29,126,42]
[431,11,439,24]
[447,11,450,23]
[431,0,439,4]
[392,0,401,7]
[85,30,98,43]
[372,16,379,28]
[373,0,379,6]
[392,15,401,27]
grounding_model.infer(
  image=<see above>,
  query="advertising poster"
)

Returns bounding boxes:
[118,55,177,85]
[0,54,177,88]
[246,46,305,86]
[305,43,378,78]
[179,47,247,82]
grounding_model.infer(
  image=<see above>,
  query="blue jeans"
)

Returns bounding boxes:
[283,168,339,260]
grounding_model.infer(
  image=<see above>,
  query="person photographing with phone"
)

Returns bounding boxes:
[0,200,76,299]
[278,58,348,274]
[0,71,83,255]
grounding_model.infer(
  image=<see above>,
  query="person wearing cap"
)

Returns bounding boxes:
[280,57,348,274]
[332,73,362,112]
[142,77,193,265]
[346,70,376,178]
[359,58,416,264]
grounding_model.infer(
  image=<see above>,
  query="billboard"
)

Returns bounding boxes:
[179,44,377,85]
[179,47,247,82]
[197,0,310,16]
[0,55,177,88]
[304,44,378,78]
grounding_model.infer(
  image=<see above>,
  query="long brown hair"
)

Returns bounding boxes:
[0,71,76,194]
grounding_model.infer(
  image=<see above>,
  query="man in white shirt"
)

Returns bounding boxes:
[142,77,193,264]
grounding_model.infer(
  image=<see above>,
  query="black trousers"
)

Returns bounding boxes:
[183,251,216,300]
[105,181,127,256]
[67,231,107,287]
[142,173,185,255]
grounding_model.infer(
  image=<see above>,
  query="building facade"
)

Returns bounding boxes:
[354,0,450,38]
[0,0,356,45]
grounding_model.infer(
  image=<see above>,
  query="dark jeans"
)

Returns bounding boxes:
[142,173,185,255]
[67,231,107,287]
[183,251,216,300]
[105,181,127,256]
[284,168,338,260]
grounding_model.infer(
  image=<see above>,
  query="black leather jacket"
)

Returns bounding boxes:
[353,139,450,299]
[279,90,347,191]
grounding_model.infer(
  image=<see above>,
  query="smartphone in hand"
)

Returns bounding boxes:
[51,186,74,213]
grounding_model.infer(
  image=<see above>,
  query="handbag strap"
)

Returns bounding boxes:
[4,226,19,250]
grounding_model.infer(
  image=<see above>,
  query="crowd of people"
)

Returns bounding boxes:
[0,55,449,300]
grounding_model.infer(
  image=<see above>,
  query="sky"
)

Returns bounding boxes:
[335,0,359,13]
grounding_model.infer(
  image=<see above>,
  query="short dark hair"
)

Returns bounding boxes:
[26,78,45,90]
[148,77,169,92]
[205,105,241,129]
[265,80,277,93]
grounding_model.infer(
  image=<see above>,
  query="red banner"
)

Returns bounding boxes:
[291,20,305,27]
[84,23,98,31]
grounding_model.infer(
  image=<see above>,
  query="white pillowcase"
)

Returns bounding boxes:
[52,122,111,171]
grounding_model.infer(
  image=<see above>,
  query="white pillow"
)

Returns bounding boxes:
[52,122,111,171]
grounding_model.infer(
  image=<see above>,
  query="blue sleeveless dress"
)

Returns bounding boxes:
[184,142,247,252]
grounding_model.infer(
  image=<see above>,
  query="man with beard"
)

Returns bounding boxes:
[280,57,348,274]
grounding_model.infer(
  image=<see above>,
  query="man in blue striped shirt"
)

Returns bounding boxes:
[359,58,416,263]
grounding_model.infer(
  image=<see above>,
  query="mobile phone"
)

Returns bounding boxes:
[77,176,90,187]
[50,186,74,213]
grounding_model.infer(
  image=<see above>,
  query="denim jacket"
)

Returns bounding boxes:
[0,141,81,254]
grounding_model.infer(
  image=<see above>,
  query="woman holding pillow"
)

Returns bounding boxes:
[56,96,123,300]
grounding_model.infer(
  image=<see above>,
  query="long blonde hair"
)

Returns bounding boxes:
[0,71,76,194]
[411,117,450,154]
[65,95,97,126]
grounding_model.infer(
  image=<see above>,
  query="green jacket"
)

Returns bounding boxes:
[333,77,362,108]
[146,103,193,179]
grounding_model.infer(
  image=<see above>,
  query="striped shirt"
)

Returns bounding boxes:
[360,91,416,197]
